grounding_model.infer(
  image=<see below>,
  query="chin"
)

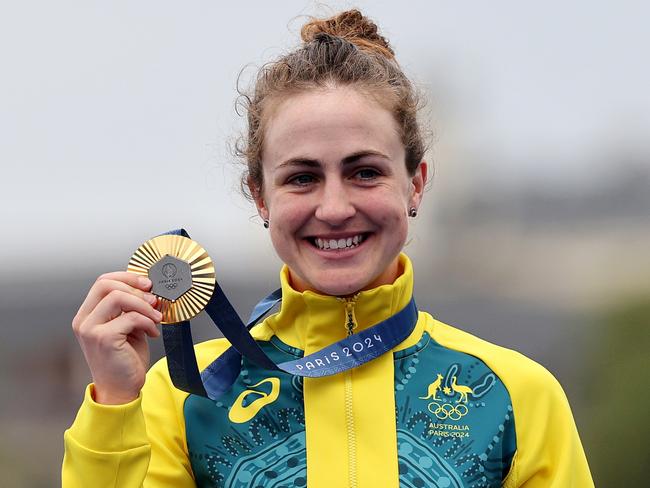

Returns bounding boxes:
[289,254,402,296]
[291,269,369,297]
[314,280,365,297]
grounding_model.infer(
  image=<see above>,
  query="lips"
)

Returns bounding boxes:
[309,233,368,251]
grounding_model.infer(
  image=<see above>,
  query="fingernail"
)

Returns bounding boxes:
[155,310,163,320]
[144,293,157,305]
[139,277,152,288]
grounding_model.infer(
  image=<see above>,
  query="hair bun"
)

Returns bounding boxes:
[301,9,395,59]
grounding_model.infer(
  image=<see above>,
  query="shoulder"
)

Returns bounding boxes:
[426,321,593,486]
[427,317,567,404]
[141,337,234,427]
[147,337,233,384]
[141,329,272,423]
[146,319,273,385]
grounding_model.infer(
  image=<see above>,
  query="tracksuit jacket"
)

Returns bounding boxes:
[62,254,594,487]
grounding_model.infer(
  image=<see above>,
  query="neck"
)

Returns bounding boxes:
[264,253,415,353]
[287,256,402,296]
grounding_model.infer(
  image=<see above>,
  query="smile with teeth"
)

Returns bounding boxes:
[312,234,366,251]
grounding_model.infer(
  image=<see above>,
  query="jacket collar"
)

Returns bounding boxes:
[264,253,418,355]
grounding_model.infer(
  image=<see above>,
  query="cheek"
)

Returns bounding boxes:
[267,197,310,244]
[363,190,409,224]
[385,205,406,224]
[273,197,308,223]
[366,192,410,246]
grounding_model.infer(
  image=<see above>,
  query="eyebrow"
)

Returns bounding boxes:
[277,150,390,169]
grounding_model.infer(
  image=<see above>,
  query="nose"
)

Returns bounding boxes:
[314,179,356,225]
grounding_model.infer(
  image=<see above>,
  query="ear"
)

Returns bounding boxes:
[408,161,428,209]
[249,177,269,221]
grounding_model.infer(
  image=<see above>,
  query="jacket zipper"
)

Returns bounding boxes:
[342,296,359,488]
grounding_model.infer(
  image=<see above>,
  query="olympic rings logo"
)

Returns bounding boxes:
[165,282,178,290]
[427,402,469,420]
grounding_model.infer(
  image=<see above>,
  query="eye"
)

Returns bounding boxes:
[354,168,381,180]
[287,173,316,186]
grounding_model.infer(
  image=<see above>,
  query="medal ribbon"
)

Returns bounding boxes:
[159,229,418,401]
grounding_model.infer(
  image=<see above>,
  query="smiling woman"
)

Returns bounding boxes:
[256,86,426,296]
[62,9,593,488]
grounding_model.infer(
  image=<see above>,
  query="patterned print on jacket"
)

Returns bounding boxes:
[184,333,516,487]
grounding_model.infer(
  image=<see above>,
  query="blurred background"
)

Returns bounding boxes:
[1,1,648,486]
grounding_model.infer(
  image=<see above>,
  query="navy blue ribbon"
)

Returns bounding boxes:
[159,229,418,401]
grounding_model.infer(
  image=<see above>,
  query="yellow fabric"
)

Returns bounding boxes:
[62,253,593,487]
[258,254,416,488]
[62,384,152,487]
[63,342,231,487]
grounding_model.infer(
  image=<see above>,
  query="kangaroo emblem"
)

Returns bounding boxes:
[451,376,474,403]
[419,373,444,400]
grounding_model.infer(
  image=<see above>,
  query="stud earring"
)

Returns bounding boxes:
[408,207,418,218]
[263,219,270,229]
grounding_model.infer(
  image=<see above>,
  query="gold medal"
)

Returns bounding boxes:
[127,234,216,324]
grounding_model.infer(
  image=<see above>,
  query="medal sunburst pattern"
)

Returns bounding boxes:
[127,234,216,324]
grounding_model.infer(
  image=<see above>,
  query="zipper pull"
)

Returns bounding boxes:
[342,296,359,337]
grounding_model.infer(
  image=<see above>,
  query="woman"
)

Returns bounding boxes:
[63,10,593,487]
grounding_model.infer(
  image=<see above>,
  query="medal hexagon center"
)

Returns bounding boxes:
[148,255,193,301]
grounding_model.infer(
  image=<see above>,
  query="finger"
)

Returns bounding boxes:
[98,272,152,291]
[83,290,162,330]
[75,278,157,328]
[106,310,160,339]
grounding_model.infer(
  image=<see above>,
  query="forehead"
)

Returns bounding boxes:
[262,86,403,166]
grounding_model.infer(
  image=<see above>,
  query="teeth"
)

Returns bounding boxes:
[313,234,365,251]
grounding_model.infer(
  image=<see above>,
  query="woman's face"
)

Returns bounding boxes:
[255,86,426,296]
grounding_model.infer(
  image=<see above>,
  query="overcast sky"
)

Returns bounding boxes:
[1,0,648,276]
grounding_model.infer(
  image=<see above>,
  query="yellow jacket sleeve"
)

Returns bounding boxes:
[62,338,232,487]
[501,357,594,488]
[62,358,194,487]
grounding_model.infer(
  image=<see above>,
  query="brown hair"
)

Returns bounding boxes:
[237,9,427,198]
